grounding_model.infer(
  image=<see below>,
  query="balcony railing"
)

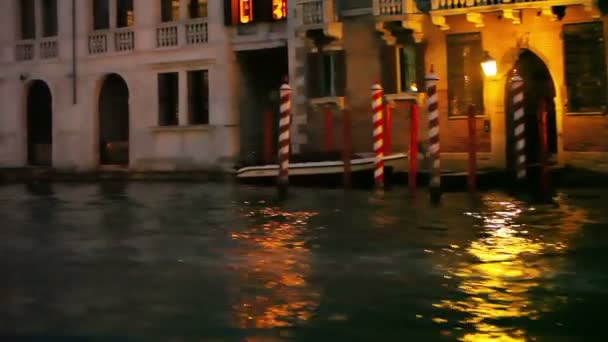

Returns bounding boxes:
[155,18,208,48]
[39,38,58,59]
[88,32,108,54]
[431,0,593,10]
[185,18,208,44]
[115,28,135,52]
[373,0,409,16]
[297,0,339,26]
[157,23,179,48]
[88,28,134,55]
[15,40,35,61]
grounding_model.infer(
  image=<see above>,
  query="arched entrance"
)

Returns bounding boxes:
[27,80,53,166]
[98,74,129,166]
[505,49,558,180]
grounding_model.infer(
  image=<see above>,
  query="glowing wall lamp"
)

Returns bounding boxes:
[481,51,497,77]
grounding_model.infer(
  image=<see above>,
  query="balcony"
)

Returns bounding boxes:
[429,0,597,30]
[373,0,424,43]
[296,0,343,42]
[88,28,135,55]
[155,18,209,49]
[15,37,58,62]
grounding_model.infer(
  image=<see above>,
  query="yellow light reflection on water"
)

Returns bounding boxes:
[232,207,320,329]
[435,196,588,342]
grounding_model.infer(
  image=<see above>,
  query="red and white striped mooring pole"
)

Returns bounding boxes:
[278,78,292,193]
[511,69,526,182]
[426,66,441,202]
[371,81,385,188]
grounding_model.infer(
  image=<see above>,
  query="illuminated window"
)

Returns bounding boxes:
[272,0,286,20]
[397,45,417,93]
[117,0,134,27]
[161,0,180,22]
[447,33,483,117]
[189,0,208,18]
[240,0,253,23]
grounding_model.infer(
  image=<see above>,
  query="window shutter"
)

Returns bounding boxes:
[335,50,347,97]
[380,45,397,94]
[415,42,426,92]
[307,52,322,98]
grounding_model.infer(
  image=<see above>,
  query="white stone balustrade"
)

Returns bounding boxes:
[185,18,208,45]
[15,40,35,61]
[39,38,58,59]
[373,0,410,16]
[157,23,179,47]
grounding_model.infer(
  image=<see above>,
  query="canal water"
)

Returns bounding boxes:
[0,182,607,341]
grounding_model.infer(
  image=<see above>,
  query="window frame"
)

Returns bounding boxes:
[41,0,58,37]
[161,0,180,22]
[92,0,110,30]
[563,21,607,115]
[446,32,485,118]
[116,0,134,28]
[19,0,36,40]
[187,69,210,125]
[396,44,418,94]
[158,72,180,126]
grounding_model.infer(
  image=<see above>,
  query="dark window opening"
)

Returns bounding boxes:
[158,72,179,126]
[397,45,417,93]
[307,50,346,98]
[117,0,134,28]
[188,70,210,125]
[93,0,110,30]
[563,22,607,113]
[42,0,58,37]
[189,0,208,18]
[161,0,180,22]
[20,0,36,39]
[447,33,484,117]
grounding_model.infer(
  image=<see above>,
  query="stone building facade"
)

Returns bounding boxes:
[1,0,607,174]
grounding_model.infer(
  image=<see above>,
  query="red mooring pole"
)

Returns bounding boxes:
[325,106,334,152]
[342,108,352,188]
[384,102,392,156]
[371,81,385,188]
[539,99,550,198]
[409,102,419,191]
[467,104,477,193]
[277,79,292,194]
[264,110,274,164]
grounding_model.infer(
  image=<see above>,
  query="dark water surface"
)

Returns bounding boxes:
[0,182,607,341]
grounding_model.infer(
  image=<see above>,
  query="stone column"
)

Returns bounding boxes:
[134,0,158,51]
[178,70,189,126]
[286,0,308,154]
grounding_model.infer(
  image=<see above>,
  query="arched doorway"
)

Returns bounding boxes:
[505,49,558,180]
[27,80,53,166]
[98,74,129,166]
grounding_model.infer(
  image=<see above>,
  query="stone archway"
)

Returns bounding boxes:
[505,49,558,179]
[98,74,129,166]
[26,80,53,166]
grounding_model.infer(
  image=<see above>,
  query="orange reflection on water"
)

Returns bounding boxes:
[232,207,320,329]
[436,196,587,342]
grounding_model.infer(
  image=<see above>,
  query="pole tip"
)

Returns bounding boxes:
[510,68,523,82]
[425,64,440,81]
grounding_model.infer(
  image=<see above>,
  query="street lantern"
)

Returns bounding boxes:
[481,51,497,77]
